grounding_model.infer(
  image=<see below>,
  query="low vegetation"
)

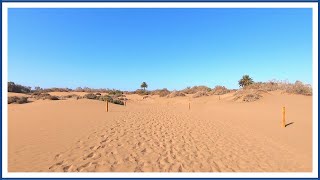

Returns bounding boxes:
[211,86,230,95]
[31,93,61,100]
[233,89,266,102]
[8,77,311,105]
[150,88,171,97]
[167,91,186,98]
[8,96,29,104]
[134,89,150,96]
[192,91,209,98]
[8,82,31,93]
[82,93,125,105]
[181,86,211,94]
[244,80,312,96]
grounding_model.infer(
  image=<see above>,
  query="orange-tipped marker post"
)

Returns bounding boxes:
[106,101,109,112]
[282,107,286,128]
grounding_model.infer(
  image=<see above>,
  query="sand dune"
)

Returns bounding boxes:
[8,92,312,172]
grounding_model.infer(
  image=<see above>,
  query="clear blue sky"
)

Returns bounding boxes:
[8,8,312,91]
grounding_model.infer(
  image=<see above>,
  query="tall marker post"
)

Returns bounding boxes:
[106,101,109,112]
[282,107,285,128]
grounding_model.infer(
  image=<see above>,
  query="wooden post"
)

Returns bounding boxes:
[282,107,285,128]
[189,102,190,110]
[106,101,109,112]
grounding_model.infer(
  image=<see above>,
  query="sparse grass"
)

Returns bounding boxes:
[8,96,29,104]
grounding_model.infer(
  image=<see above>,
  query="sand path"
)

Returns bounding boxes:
[49,98,311,172]
[8,93,312,172]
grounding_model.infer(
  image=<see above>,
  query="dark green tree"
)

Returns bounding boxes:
[141,82,148,90]
[238,75,254,87]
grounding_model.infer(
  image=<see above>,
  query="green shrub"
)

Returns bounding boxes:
[238,75,254,88]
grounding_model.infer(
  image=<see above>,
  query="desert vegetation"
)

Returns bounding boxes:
[150,88,171,97]
[82,93,125,105]
[7,76,312,105]
[8,82,31,93]
[192,91,209,98]
[8,96,29,104]
[181,86,211,94]
[31,93,61,100]
[238,75,254,88]
[167,91,186,98]
[141,82,148,91]
[244,80,312,96]
[211,86,230,95]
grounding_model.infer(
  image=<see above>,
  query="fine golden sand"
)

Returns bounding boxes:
[8,92,312,172]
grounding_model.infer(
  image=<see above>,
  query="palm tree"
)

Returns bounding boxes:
[238,75,254,87]
[141,82,148,91]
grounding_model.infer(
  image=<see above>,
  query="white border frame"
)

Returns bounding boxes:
[2,2,318,178]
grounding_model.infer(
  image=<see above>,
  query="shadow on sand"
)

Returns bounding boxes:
[285,122,294,127]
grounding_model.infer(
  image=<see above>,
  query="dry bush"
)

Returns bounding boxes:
[134,89,150,96]
[233,89,266,102]
[151,88,171,97]
[8,96,29,104]
[245,80,312,96]
[211,86,230,95]
[167,91,186,98]
[63,94,80,99]
[83,93,98,99]
[181,86,211,94]
[192,91,209,98]
[8,82,31,93]
[284,81,312,96]
[242,94,262,102]
[49,96,60,100]
[31,93,60,100]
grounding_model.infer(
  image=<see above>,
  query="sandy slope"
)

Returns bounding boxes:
[8,92,312,172]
